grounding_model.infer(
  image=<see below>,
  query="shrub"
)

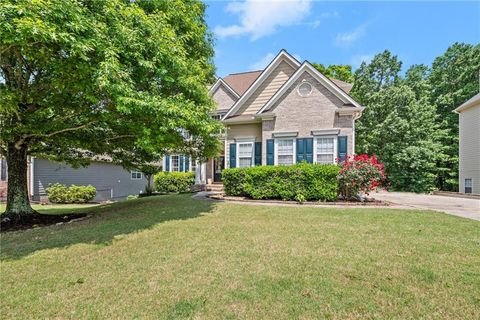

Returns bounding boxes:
[154,171,195,193]
[337,154,386,199]
[46,183,96,203]
[222,163,339,202]
[127,195,139,200]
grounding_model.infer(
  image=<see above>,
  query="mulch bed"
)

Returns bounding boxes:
[208,194,389,206]
[1,213,91,233]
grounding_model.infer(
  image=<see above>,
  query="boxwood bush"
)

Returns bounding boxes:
[46,183,96,203]
[154,172,195,193]
[222,163,339,202]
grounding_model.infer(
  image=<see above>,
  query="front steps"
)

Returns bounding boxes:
[204,183,224,193]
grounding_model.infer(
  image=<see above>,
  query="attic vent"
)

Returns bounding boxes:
[297,82,312,97]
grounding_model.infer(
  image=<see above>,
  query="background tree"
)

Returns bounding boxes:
[0,0,220,222]
[351,51,444,192]
[427,43,480,190]
[311,63,354,83]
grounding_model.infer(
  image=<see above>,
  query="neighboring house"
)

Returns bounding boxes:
[178,49,364,187]
[454,93,480,194]
[0,156,148,201]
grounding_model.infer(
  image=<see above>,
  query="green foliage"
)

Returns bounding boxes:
[349,47,478,192]
[127,195,139,201]
[311,63,354,82]
[222,163,339,202]
[0,0,220,216]
[46,183,96,203]
[154,172,195,193]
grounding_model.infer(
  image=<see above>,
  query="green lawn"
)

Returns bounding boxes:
[0,202,100,216]
[1,195,479,319]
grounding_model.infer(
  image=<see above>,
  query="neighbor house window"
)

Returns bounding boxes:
[191,158,197,172]
[277,139,294,165]
[1,159,6,181]
[238,142,253,168]
[131,170,142,180]
[171,155,180,172]
[316,137,335,164]
[465,179,472,194]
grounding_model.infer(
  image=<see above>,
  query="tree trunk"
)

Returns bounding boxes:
[3,143,37,222]
[145,173,153,195]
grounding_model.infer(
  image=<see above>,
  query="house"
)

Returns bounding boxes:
[0,156,149,201]
[454,93,480,194]
[175,50,364,187]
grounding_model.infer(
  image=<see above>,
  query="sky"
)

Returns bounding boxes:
[204,0,480,77]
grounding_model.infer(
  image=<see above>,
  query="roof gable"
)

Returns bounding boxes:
[257,61,363,114]
[209,78,240,100]
[222,49,301,119]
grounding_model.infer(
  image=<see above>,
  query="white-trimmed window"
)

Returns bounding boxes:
[465,179,472,194]
[191,158,197,172]
[131,170,142,180]
[315,137,336,164]
[276,139,294,165]
[238,142,254,168]
[171,155,180,172]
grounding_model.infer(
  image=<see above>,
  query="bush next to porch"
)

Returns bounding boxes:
[154,172,195,193]
[222,163,339,202]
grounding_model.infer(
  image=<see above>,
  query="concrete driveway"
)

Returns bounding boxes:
[372,191,480,221]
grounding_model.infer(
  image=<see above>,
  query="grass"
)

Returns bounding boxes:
[1,194,479,319]
[0,202,100,216]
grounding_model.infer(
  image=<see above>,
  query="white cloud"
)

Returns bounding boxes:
[215,0,312,41]
[335,24,367,47]
[351,54,373,69]
[249,52,276,70]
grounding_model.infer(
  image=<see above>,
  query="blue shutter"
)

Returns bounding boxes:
[338,136,348,162]
[305,138,313,163]
[266,139,274,165]
[185,157,190,172]
[165,155,170,172]
[179,155,184,172]
[296,138,304,163]
[229,143,236,168]
[254,142,262,166]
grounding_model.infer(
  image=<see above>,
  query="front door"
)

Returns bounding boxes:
[213,156,224,182]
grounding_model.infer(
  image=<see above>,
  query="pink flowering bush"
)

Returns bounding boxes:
[337,154,386,200]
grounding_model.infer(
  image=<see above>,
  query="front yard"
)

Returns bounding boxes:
[1,194,479,319]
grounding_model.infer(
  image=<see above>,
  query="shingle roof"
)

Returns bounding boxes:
[222,69,352,96]
[223,70,262,96]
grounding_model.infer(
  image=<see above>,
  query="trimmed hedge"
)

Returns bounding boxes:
[46,183,96,203]
[222,163,339,202]
[154,171,195,193]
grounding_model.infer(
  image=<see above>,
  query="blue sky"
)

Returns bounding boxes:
[204,1,480,77]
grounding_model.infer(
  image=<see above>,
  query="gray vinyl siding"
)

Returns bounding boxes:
[32,158,147,201]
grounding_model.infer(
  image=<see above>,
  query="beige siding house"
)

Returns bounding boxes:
[455,93,480,194]
[187,50,365,187]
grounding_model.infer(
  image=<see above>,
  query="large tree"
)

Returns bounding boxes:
[427,43,480,190]
[0,0,220,222]
[351,51,445,192]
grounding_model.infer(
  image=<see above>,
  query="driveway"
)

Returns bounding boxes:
[372,191,480,221]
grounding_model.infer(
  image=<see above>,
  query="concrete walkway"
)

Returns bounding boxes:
[371,191,480,221]
[193,191,480,221]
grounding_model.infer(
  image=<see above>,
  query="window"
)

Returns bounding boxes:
[277,139,294,165]
[1,159,6,181]
[131,170,142,180]
[191,158,197,172]
[465,179,473,194]
[212,114,222,120]
[238,143,253,168]
[298,82,312,97]
[171,155,180,172]
[316,137,335,164]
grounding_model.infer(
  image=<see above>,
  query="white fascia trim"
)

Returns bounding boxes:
[257,62,363,114]
[454,92,480,113]
[222,50,301,120]
[208,78,240,99]
[272,131,298,138]
[311,129,340,136]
